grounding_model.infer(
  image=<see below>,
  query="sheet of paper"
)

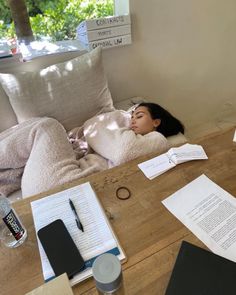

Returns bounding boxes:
[162,174,236,263]
[31,182,124,285]
[167,143,208,164]
[138,153,176,179]
[25,273,73,295]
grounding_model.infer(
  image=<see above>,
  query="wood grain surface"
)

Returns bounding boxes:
[1,127,235,295]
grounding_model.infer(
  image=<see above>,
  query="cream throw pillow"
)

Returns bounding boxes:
[0,85,18,132]
[0,47,114,131]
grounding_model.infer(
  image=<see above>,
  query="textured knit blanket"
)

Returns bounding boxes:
[0,111,169,198]
[0,118,108,198]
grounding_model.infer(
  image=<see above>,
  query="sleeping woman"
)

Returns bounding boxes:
[75,102,184,166]
[131,102,184,137]
[0,102,184,198]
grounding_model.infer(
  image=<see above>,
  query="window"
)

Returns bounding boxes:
[0,0,114,43]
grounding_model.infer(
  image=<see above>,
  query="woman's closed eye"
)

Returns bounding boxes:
[131,115,143,121]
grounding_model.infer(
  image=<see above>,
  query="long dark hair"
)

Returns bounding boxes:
[137,102,185,137]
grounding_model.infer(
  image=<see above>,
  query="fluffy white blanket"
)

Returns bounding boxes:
[0,111,169,198]
[0,118,108,198]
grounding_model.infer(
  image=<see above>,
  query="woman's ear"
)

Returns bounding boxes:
[153,119,161,128]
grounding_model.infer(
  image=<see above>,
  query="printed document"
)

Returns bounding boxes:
[138,143,208,180]
[31,182,125,285]
[162,174,236,263]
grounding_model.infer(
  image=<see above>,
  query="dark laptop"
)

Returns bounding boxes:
[165,240,236,295]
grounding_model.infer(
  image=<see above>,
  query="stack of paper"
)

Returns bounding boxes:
[31,182,126,286]
[77,14,132,50]
[138,143,208,180]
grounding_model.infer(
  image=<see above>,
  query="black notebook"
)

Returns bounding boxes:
[165,241,236,295]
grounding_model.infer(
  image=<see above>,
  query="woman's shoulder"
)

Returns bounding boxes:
[143,131,168,140]
[84,109,131,130]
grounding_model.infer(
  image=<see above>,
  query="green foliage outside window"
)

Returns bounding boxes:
[0,0,114,41]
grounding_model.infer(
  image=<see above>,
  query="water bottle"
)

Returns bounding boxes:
[0,195,27,248]
[92,253,126,295]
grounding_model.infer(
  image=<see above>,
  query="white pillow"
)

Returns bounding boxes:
[0,47,114,131]
[167,132,188,147]
[0,85,18,132]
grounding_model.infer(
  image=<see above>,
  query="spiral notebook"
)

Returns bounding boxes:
[31,182,126,286]
[138,143,208,180]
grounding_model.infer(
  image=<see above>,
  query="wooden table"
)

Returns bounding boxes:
[1,127,236,295]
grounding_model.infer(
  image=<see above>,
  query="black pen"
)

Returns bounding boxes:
[69,198,84,232]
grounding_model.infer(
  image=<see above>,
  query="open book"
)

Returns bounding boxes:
[31,182,126,286]
[138,143,208,180]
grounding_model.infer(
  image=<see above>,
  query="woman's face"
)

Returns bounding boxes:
[131,106,161,135]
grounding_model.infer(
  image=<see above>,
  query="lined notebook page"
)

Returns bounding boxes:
[31,182,125,285]
[138,153,176,179]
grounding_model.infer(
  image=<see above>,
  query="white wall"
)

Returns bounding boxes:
[103,0,236,138]
[1,0,236,139]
